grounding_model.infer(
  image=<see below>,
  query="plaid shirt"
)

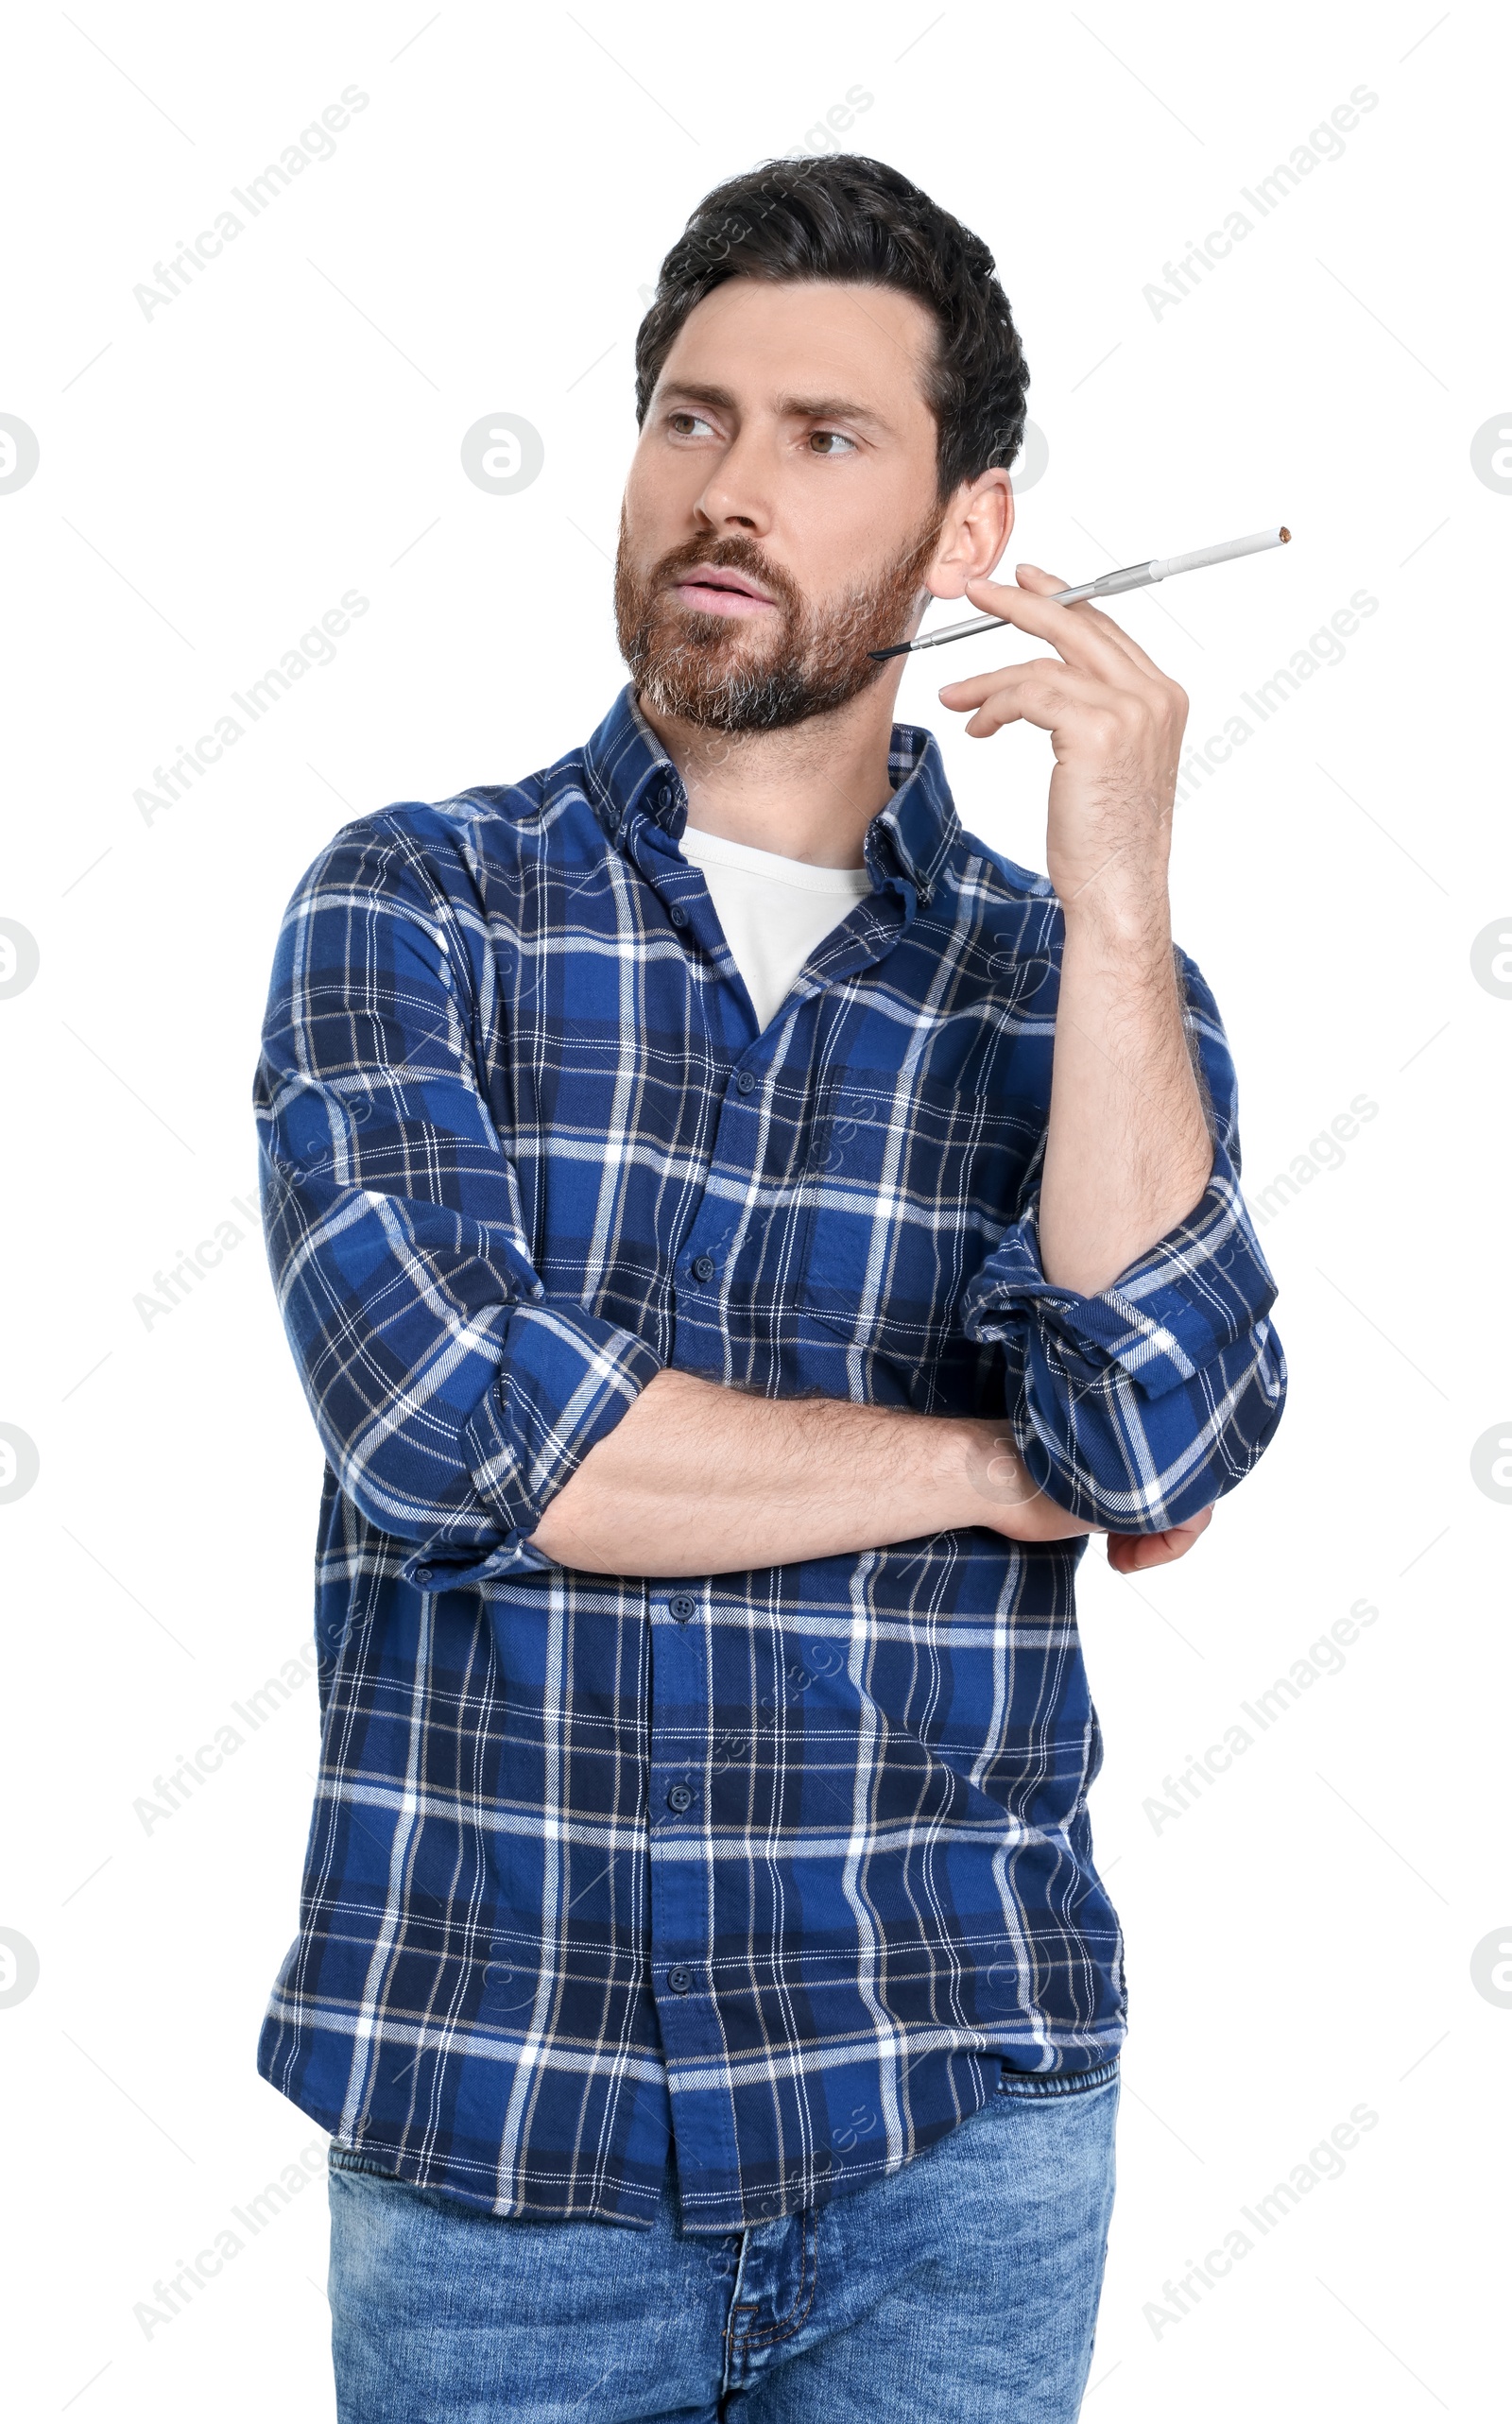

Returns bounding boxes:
[254,684,1284,2232]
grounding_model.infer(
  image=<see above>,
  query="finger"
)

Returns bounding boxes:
[938,659,1115,709]
[937,662,1122,740]
[1017,564,1171,682]
[960,570,1143,685]
[1069,606,1168,682]
[1108,1533,1181,1573]
[1106,1507,1212,1572]
[1107,1534,1155,1573]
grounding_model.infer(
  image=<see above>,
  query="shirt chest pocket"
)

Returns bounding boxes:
[793,1074,1031,1367]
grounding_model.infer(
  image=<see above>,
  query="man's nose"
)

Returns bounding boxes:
[694,429,774,535]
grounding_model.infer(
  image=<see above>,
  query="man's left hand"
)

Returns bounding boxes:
[937,563,1189,913]
[1105,1504,1213,1573]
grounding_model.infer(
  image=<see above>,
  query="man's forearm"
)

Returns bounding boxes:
[528,1368,1091,1575]
[1038,891,1213,1298]
[936,565,1215,1301]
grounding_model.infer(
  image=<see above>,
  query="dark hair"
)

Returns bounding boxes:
[634,154,1028,502]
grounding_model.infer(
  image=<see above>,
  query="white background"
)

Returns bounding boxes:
[2,2,1506,2415]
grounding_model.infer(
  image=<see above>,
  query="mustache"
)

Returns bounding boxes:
[646,534,801,617]
[613,504,944,733]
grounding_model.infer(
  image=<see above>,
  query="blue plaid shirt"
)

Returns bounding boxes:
[254,684,1283,2232]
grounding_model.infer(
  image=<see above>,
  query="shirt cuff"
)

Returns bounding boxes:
[396,1301,663,1588]
[960,1151,1278,1402]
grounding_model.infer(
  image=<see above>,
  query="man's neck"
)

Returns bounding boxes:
[637,681,903,868]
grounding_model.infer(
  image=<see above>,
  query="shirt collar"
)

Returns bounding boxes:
[580,684,961,907]
[871,715,960,906]
[579,686,681,847]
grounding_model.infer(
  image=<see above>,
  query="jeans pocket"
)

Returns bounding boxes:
[328,2140,403,2181]
[995,2056,1120,2101]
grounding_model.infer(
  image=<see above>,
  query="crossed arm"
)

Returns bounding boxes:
[538,569,1224,1584]
[533,875,1216,1577]
[529,1369,1213,1576]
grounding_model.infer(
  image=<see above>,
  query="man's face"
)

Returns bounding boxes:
[616,278,948,732]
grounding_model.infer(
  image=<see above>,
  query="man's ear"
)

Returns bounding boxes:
[924,469,1015,600]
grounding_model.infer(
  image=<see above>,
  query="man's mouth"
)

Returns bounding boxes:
[670,564,779,619]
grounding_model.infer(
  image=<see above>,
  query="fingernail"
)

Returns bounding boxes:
[1016,561,1040,575]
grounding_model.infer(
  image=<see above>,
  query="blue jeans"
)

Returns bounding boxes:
[325,2059,1118,2421]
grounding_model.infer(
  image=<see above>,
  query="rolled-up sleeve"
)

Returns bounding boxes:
[960,949,1286,1530]
[254,814,662,1587]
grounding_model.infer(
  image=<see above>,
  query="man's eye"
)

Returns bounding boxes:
[668,412,714,438]
[809,430,858,456]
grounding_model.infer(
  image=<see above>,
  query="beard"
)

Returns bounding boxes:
[613,509,943,734]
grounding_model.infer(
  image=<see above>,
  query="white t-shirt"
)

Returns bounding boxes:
[679,823,872,1032]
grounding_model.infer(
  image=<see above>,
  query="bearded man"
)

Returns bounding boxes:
[253,153,1284,2424]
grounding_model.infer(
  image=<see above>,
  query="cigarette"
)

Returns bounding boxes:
[869,524,1292,660]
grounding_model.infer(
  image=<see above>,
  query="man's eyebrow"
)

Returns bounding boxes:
[655,379,894,433]
[654,381,738,414]
[776,393,892,431]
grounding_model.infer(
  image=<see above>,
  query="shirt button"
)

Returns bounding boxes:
[656,782,674,811]
[415,1566,434,1586]
[667,1966,693,1995]
[666,1783,693,1813]
[668,903,689,928]
[692,1254,714,1282]
[735,1070,756,1094]
[668,1592,696,1622]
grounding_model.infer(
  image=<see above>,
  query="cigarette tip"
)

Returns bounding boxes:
[1280,525,1291,542]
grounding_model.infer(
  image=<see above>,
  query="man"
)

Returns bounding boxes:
[254,155,1284,2421]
